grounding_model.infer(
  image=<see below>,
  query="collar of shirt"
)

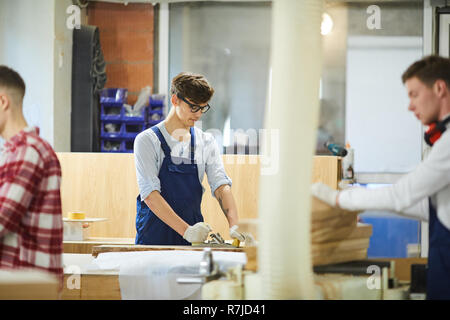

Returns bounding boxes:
[2,127,40,153]
[443,113,450,129]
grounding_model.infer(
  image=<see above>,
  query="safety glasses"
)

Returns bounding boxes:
[177,94,211,114]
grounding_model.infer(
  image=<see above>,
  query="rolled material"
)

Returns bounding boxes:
[258,0,323,299]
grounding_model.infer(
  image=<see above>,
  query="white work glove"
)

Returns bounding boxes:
[230,225,245,242]
[230,225,256,246]
[183,222,212,243]
[311,182,339,207]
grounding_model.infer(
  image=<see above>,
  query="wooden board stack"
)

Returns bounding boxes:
[241,197,373,271]
[311,197,372,266]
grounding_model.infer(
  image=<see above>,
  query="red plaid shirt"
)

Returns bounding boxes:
[0,127,63,281]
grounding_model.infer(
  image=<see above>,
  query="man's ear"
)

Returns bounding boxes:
[0,93,10,112]
[171,94,179,106]
[433,79,448,98]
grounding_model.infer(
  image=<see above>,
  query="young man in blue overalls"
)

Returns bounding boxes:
[312,55,450,300]
[134,72,246,245]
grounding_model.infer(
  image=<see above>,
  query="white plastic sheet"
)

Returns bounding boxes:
[87,250,247,300]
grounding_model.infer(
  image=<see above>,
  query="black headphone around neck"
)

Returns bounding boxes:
[424,116,450,146]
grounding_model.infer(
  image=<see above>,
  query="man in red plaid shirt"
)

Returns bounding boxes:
[0,66,63,284]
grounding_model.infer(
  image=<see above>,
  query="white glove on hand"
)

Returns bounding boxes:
[230,225,256,246]
[311,182,339,207]
[229,225,245,242]
[183,222,212,243]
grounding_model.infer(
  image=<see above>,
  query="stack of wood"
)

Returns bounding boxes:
[311,197,372,266]
[240,197,373,271]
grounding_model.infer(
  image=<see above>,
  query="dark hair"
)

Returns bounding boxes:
[0,65,26,101]
[402,55,450,88]
[170,72,214,105]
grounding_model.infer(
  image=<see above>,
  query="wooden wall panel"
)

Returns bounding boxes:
[57,153,341,239]
[57,153,138,239]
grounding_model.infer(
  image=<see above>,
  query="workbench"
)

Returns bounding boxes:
[62,251,427,300]
[63,237,135,254]
[63,254,120,300]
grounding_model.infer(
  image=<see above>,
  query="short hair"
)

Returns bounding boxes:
[0,65,26,105]
[170,72,214,105]
[402,55,450,89]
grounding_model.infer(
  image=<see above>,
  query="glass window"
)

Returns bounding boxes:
[169,2,271,154]
[168,1,424,167]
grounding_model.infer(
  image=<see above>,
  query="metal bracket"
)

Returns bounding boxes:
[176,248,224,285]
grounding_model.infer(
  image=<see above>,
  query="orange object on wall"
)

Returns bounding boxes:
[87,2,155,104]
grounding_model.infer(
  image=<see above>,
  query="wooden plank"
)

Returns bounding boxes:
[311,156,342,190]
[312,223,373,244]
[0,270,59,300]
[63,237,135,254]
[80,274,121,300]
[313,249,368,266]
[92,244,244,257]
[312,238,370,256]
[62,274,81,300]
[311,197,360,221]
[311,212,358,231]
[62,274,121,300]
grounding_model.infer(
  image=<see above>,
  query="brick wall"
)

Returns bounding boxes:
[87,2,154,104]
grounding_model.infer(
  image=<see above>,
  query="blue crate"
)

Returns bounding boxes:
[101,104,124,122]
[123,139,135,153]
[101,122,123,139]
[101,139,124,153]
[148,109,163,123]
[122,123,145,139]
[149,94,165,108]
[100,88,128,106]
[122,108,147,123]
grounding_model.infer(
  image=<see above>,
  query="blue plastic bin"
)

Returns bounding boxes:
[101,139,124,153]
[122,108,147,123]
[122,123,145,139]
[149,94,165,108]
[123,139,135,153]
[148,109,163,122]
[100,88,128,106]
[101,104,124,122]
[101,122,123,139]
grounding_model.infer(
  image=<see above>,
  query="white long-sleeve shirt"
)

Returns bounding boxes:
[339,120,450,230]
[134,121,232,202]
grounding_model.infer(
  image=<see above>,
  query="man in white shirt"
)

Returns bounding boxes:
[134,72,247,245]
[312,55,450,300]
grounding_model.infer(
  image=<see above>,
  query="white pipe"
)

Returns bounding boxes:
[258,0,323,299]
[158,2,169,113]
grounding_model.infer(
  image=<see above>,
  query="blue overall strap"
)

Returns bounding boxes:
[190,127,195,164]
[151,126,171,157]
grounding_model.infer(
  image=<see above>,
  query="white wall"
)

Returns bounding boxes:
[346,36,423,173]
[0,0,72,151]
